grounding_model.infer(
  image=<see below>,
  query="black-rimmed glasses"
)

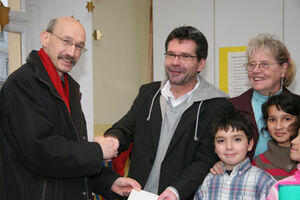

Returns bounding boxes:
[164,52,197,62]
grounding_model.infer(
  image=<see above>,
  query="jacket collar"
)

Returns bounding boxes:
[27,50,59,94]
[27,50,79,96]
[26,51,80,116]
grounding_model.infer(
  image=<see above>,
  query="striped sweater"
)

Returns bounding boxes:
[252,140,297,180]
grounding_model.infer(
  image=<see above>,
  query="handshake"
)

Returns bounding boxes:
[93,135,142,197]
[93,135,120,161]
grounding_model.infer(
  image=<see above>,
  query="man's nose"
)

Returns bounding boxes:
[171,55,181,65]
[66,44,77,57]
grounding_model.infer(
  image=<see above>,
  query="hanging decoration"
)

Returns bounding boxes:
[93,29,103,41]
[86,1,95,12]
[0,1,10,31]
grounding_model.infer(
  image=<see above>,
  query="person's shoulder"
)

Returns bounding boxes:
[7,50,41,81]
[205,96,230,103]
[206,172,218,178]
[140,81,161,88]
[246,165,276,191]
[249,165,275,179]
[253,153,265,162]
[201,172,219,185]
[3,63,32,87]
[139,81,161,93]
[202,97,233,111]
[248,164,265,172]
[229,89,253,103]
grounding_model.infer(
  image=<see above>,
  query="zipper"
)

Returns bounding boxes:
[38,78,80,142]
[38,78,87,198]
[84,177,89,200]
[41,178,47,200]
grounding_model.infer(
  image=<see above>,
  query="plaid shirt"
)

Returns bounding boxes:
[194,157,276,200]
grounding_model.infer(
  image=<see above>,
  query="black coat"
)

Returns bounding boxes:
[0,51,119,200]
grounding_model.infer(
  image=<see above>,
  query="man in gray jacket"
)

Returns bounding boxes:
[105,26,233,200]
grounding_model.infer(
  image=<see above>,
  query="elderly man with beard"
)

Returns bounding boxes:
[104,26,233,200]
[0,17,140,200]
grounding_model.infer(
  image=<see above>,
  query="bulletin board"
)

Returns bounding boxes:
[219,47,250,97]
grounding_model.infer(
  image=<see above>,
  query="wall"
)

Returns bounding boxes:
[92,0,150,135]
[153,0,300,95]
[284,0,300,91]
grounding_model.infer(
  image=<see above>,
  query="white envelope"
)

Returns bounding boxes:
[128,189,158,200]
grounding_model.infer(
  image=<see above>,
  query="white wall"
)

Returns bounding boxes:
[284,0,300,92]
[153,0,300,94]
[153,0,214,83]
[92,0,149,127]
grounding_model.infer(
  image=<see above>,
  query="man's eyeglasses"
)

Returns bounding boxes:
[245,62,277,71]
[48,31,87,54]
[164,52,197,62]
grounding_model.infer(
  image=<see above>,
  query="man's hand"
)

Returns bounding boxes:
[94,136,118,160]
[111,177,141,196]
[158,189,178,200]
[210,160,224,174]
[105,135,120,151]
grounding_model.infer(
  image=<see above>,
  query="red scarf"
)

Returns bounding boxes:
[38,48,70,113]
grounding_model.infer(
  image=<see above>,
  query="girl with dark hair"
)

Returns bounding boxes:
[252,93,300,180]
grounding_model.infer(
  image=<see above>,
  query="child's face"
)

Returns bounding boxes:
[214,127,253,170]
[267,105,298,147]
[290,129,300,162]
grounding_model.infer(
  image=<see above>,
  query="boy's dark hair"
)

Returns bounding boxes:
[262,92,300,121]
[211,110,253,142]
[165,26,208,61]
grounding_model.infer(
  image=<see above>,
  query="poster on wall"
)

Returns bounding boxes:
[219,47,251,98]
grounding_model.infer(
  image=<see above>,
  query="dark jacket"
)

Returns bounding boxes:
[229,87,292,160]
[0,51,119,200]
[105,77,233,200]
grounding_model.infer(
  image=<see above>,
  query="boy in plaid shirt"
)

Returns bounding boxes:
[194,110,276,200]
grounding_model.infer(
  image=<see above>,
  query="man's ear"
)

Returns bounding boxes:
[40,31,49,47]
[248,138,254,152]
[197,58,206,73]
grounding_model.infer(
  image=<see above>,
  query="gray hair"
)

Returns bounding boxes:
[45,18,57,33]
[247,34,296,87]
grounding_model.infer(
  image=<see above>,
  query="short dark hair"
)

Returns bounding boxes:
[262,93,300,121]
[165,26,208,61]
[211,110,253,143]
